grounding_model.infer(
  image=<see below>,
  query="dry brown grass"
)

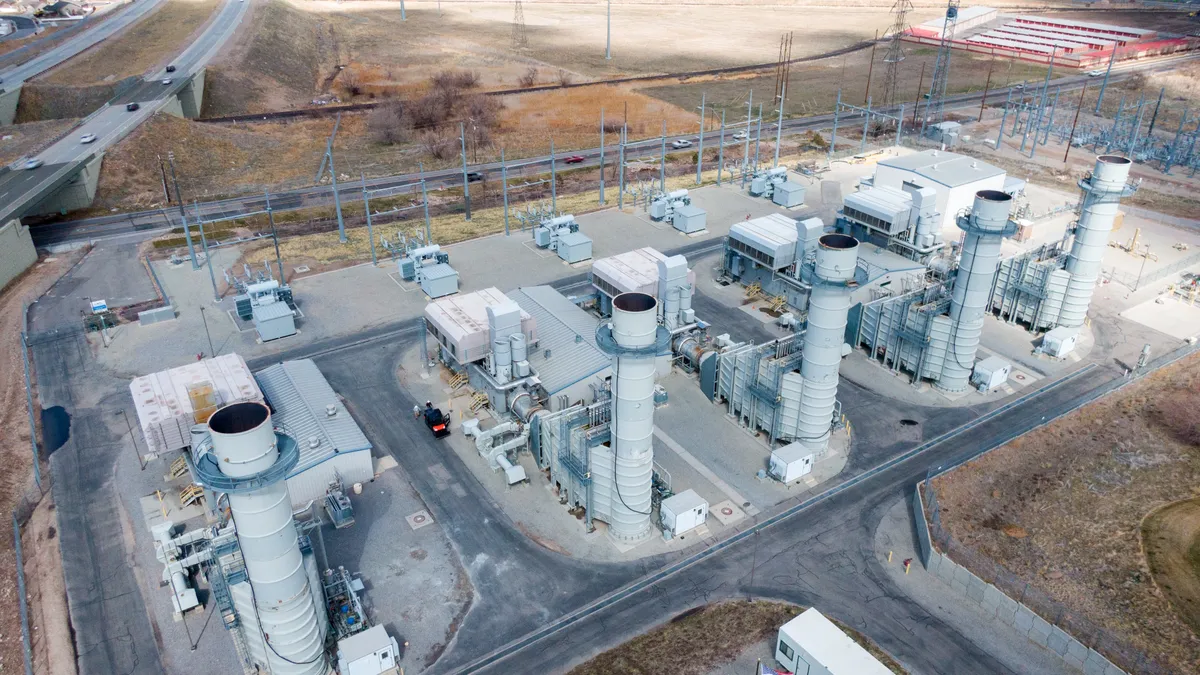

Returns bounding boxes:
[0,118,79,165]
[1143,498,1200,636]
[932,352,1200,674]
[40,0,220,86]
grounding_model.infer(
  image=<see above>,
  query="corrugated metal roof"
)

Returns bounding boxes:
[508,286,610,395]
[880,150,1005,188]
[423,263,458,280]
[253,301,294,320]
[254,359,372,474]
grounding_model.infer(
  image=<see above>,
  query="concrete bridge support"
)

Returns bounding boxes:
[164,69,206,119]
[28,153,104,216]
[0,86,22,126]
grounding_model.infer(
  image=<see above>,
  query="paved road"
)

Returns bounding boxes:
[0,0,247,225]
[0,0,167,88]
[30,51,1200,247]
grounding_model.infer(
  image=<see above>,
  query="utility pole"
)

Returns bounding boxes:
[997,88,1012,149]
[550,137,557,212]
[864,30,878,105]
[1094,46,1117,115]
[420,161,431,243]
[265,191,284,281]
[460,122,471,221]
[979,50,995,122]
[911,61,925,127]
[315,114,346,242]
[605,0,611,60]
[1063,83,1087,164]
[618,125,626,209]
[717,109,725,186]
[659,120,666,193]
[774,81,785,168]
[360,174,377,266]
[1147,86,1165,137]
[599,108,606,204]
[195,203,220,304]
[753,103,763,175]
[166,152,196,269]
[400,0,405,20]
[741,90,753,188]
[501,148,509,235]
[696,92,705,184]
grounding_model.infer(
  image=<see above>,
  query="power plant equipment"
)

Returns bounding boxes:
[649,189,708,233]
[838,183,944,264]
[534,213,593,263]
[227,263,299,342]
[385,233,459,298]
[749,167,806,207]
[659,489,708,538]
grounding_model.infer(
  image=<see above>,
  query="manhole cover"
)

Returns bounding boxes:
[413,514,426,524]
[721,507,734,516]
[406,510,434,530]
[1014,373,1027,381]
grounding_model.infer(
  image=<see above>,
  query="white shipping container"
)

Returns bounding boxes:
[769,442,814,483]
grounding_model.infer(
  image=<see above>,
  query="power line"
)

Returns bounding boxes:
[880,0,914,109]
[511,0,529,51]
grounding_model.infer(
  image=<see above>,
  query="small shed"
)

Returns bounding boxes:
[420,263,459,299]
[253,300,296,342]
[336,625,402,675]
[775,608,893,675]
[1042,326,1078,359]
[254,359,375,508]
[660,489,708,536]
[556,231,593,263]
[772,181,806,208]
[971,356,1011,391]
[769,442,813,483]
[672,204,707,233]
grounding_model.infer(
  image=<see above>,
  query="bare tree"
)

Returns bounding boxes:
[421,131,456,160]
[518,67,539,88]
[340,68,363,97]
[556,69,573,87]
[367,100,408,145]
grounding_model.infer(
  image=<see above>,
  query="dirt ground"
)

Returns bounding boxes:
[38,0,220,86]
[0,251,85,675]
[565,600,905,675]
[931,352,1200,674]
[0,25,64,59]
[21,495,74,675]
[0,118,78,166]
[1143,498,1200,637]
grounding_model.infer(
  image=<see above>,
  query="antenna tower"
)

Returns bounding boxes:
[922,0,960,135]
[880,0,913,109]
[511,0,529,50]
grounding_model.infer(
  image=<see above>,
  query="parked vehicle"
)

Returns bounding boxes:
[563,155,585,164]
[422,403,451,438]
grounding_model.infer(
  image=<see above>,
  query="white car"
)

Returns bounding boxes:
[23,158,42,170]
[161,78,173,85]
[80,133,97,144]
[732,130,749,140]
[671,139,693,149]
[1087,70,1104,77]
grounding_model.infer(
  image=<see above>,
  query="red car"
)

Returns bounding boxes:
[563,155,585,164]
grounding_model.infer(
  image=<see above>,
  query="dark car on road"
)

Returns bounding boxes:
[466,171,485,183]
[126,102,140,111]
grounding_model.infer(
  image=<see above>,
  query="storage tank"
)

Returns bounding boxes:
[939,190,1017,392]
[1059,156,1136,329]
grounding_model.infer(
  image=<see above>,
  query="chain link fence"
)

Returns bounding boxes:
[1104,250,1200,291]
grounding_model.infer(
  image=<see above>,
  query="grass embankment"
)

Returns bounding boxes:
[932,352,1200,673]
[41,0,221,86]
[566,601,906,675]
[1144,498,1200,636]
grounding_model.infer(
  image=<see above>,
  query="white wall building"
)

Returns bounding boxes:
[870,150,1006,237]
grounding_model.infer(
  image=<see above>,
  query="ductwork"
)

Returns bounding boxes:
[796,234,859,455]
[474,421,529,484]
[1059,155,1136,329]
[657,255,691,330]
[205,402,327,675]
[939,190,1018,392]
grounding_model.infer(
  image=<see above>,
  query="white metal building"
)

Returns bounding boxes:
[917,5,998,38]
[130,353,262,458]
[337,625,402,675]
[254,359,375,508]
[424,287,537,367]
[872,150,1006,236]
[508,286,611,411]
[775,608,893,675]
[591,247,696,315]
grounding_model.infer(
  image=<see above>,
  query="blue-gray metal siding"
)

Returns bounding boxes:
[508,286,610,396]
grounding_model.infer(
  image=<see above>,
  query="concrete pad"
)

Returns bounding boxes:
[1120,295,1200,340]
[406,510,435,530]
[709,500,745,526]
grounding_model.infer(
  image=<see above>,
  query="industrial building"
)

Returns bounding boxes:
[987,156,1136,343]
[591,247,697,319]
[865,150,1008,235]
[722,213,825,309]
[837,183,945,264]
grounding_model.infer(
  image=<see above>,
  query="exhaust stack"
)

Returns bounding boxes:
[1059,155,1136,329]
[939,190,1018,392]
[796,234,860,455]
[203,402,327,675]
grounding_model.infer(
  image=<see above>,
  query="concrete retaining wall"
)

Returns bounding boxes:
[0,219,38,292]
[911,485,1127,675]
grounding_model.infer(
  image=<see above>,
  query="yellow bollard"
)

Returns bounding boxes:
[887,550,893,563]
[904,559,912,574]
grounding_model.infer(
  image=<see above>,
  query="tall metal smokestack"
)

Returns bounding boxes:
[597,292,668,544]
[796,234,861,455]
[940,190,1018,392]
[202,402,327,675]
[1059,155,1136,329]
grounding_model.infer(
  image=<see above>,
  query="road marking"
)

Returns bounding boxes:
[653,426,760,516]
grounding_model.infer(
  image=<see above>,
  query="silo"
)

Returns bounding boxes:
[939,190,1018,392]
[200,402,327,675]
[597,292,667,543]
[1059,155,1136,329]
[795,234,860,455]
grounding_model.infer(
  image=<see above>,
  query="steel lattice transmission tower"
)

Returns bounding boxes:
[880,0,914,109]
[511,0,529,50]
[922,0,961,136]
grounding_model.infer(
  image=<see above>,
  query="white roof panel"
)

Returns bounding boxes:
[880,150,1005,188]
[779,608,893,675]
[592,247,667,295]
[338,625,391,663]
[424,287,530,343]
[509,286,610,396]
